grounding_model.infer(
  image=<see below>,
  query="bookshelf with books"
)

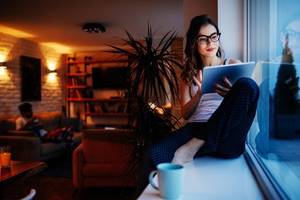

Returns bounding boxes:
[66,54,132,127]
[66,56,92,120]
[84,97,132,127]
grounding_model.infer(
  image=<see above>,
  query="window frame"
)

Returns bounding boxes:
[244,144,289,200]
[244,0,298,199]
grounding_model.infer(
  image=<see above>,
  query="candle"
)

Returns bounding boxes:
[0,152,11,167]
[0,146,11,168]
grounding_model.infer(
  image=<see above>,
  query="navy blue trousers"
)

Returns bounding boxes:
[149,77,259,166]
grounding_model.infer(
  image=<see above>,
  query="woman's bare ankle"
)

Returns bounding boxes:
[188,138,205,149]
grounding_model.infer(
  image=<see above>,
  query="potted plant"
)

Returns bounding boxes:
[108,25,183,151]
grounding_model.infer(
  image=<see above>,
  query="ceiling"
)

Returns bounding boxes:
[0,0,183,53]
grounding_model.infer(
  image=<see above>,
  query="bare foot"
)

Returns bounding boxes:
[172,138,205,164]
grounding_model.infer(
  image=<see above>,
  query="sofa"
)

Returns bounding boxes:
[72,128,136,188]
[0,112,82,161]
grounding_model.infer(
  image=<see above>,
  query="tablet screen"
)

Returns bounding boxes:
[202,62,256,93]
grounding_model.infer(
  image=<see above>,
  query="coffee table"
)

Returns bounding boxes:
[0,161,47,184]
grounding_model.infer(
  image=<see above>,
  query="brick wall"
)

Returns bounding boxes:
[0,32,63,116]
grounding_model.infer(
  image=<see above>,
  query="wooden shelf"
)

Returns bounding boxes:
[85,112,132,117]
[66,85,87,89]
[66,55,131,126]
[67,98,94,102]
[67,59,127,65]
[67,73,91,77]
[67,98,128,102]
[92,98,128,103]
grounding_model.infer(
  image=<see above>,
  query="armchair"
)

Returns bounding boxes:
[72,128,136,188]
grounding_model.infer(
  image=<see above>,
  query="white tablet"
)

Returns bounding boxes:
[202,62,256,94]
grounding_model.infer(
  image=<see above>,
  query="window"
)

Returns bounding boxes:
[246,0,300,199]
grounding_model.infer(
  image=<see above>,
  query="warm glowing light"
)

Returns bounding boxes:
[0,67,7,74]
[41,42,73,54]
[0,67,10,81]
[0,53,8,62]
[46,60,58,81]
[148,102,165,115]
[148,102,156,109]
[47,61,56,71]
[163,102,172,109]
[155,107,165,115]
[0,25,35,38]
[0,152,11,167]
[0,55,5,62]
[46,73,58,85]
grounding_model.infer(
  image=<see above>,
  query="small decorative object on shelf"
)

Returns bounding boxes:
[75,66,82,73]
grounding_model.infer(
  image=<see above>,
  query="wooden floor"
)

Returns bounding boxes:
[1,175,136,200]
[0,152,136,200]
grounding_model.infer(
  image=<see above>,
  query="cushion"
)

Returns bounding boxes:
[40,142,66,156]
[61,117,83,131]
[37,112,61,131]
[82,137,133,163]
[0,112,62,133]
[6,130,36,137]
[0,117,17,134]
[73,132,82,145]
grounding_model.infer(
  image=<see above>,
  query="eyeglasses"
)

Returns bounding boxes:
[197,32,221,44]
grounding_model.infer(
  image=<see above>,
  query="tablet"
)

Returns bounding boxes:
[202,62,256,93]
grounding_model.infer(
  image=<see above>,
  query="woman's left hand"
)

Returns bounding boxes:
[215,77,232,97]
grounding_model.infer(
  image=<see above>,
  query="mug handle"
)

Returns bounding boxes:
[149,170,159,190]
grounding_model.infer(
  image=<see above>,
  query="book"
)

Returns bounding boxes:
[71,78,77,86]
[75,89,82,98]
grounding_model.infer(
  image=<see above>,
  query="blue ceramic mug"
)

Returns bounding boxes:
[149,163,184,199]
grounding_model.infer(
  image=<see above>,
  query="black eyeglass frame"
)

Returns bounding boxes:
[196,32,221,44]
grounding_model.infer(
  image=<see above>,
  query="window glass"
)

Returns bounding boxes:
[247,0,300,199]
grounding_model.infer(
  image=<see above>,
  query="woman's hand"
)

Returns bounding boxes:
[180,70,203,120]
[215,77,232,97]
[192,70,202,92]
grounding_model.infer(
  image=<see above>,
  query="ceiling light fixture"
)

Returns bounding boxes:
[82,23,106,33]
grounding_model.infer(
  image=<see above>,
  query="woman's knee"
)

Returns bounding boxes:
[232,78,259,101]
[142,148,156,169]
[147,145,157,162]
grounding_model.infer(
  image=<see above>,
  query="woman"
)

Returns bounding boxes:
[149,15,259,165]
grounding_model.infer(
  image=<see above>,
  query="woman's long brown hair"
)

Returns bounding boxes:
[181,15,223,84]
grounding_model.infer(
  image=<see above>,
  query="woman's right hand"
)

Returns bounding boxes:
[180,70,203,120]
[215,77,232,97]
[192,70,202,92]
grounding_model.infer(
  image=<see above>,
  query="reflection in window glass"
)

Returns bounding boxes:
[247,0,300,199]
[276,1,300,64]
